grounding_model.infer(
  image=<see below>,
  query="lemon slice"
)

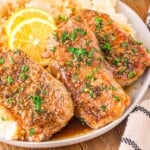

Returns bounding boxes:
[6,8,55,36]
[8,18,56,65]
[6,8,56,66]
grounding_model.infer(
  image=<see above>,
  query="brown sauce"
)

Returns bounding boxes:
[51,87,133,140]
[51,85,136,140]
[124,84,138,95]
[52,117,92,140]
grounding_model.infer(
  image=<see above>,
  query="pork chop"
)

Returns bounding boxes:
[77,9,150,86]
[0,50,73,142]
[43,19,130,129]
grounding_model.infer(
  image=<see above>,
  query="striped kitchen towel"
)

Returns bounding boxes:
[119,100,150,150]
[146,6,150,31]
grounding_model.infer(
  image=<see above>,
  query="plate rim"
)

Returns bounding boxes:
[1,1,150,148]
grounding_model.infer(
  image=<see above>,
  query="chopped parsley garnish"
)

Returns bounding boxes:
[1,116,6,121]
[113,95,120,101]
[89,89,94,98]
[123,58,129,65]
[57,14,68,22]
[132,48,137,54]
[31,95,43,112]
[86,58,92,66]
[112,57,122,65]
[75,48,87,57]
[19,73,28,81]
[75,28,87,36]
[86,68,99,80]
[19,65,29,81]
[67,47,87,58]
[100,85,107,91]
[61,32,68,43]
[121,42,129,47]
[69,31,77,40]
[95,17,103,30]
[128,71,136,78]
[86,49,97,66]
[52,31,59,41]
[50,46,56,52]
[14,49,20,54]
[88,51,94,58]
[6,98,13,104]
[61,31,77,43]
[65,61,72,67]
[14,87,24,94]
[101,42,111,52]
[80,117,86,125]
[0,58,4,64]
[21,65,29,73]
[86,72,93,80]
[100,105,107,112]
[7,76,14,84]
[136,41,142,45]
[97,56,104,62]
[102,34,110,42]
[29,128,35,136]
[109,86,117,91]
[93,67,99,73]
[85,82,91,88]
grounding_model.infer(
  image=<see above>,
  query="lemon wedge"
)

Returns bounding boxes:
[6,8,56,66]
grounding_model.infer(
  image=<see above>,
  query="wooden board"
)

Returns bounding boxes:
[0,0,150,149]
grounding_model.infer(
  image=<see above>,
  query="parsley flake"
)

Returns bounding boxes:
[0,58,4,64]
[19,73,28,81]
[7,76,14,84]
[121,42,129,47]
[101,42,111,52]
[31,95,43,112]
[101,105,107,112]
[29,128,35,136]
[95,17,103,30]
[75,28,87,36]
[128,71,136,78]
[113,95,120,101]
[21,65,29,73]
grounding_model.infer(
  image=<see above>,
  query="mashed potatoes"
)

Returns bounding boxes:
[25,0,135,36]
[0,0,134,51]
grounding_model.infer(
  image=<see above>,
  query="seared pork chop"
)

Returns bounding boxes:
[78,10,150,86]
[0,50,73,142]
[43,19,130,129]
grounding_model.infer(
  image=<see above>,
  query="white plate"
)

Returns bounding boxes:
[1,1,150,148]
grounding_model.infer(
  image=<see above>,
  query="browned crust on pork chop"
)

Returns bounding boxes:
[0,50,73,142]
[77,9,150,86]
[43,19,130,129]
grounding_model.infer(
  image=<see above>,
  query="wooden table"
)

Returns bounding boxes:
[0,0,150,149]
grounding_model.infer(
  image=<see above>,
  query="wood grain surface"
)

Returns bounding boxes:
[0,0,150,150]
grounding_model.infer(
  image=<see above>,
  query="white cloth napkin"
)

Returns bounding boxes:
[119,100,150,150]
